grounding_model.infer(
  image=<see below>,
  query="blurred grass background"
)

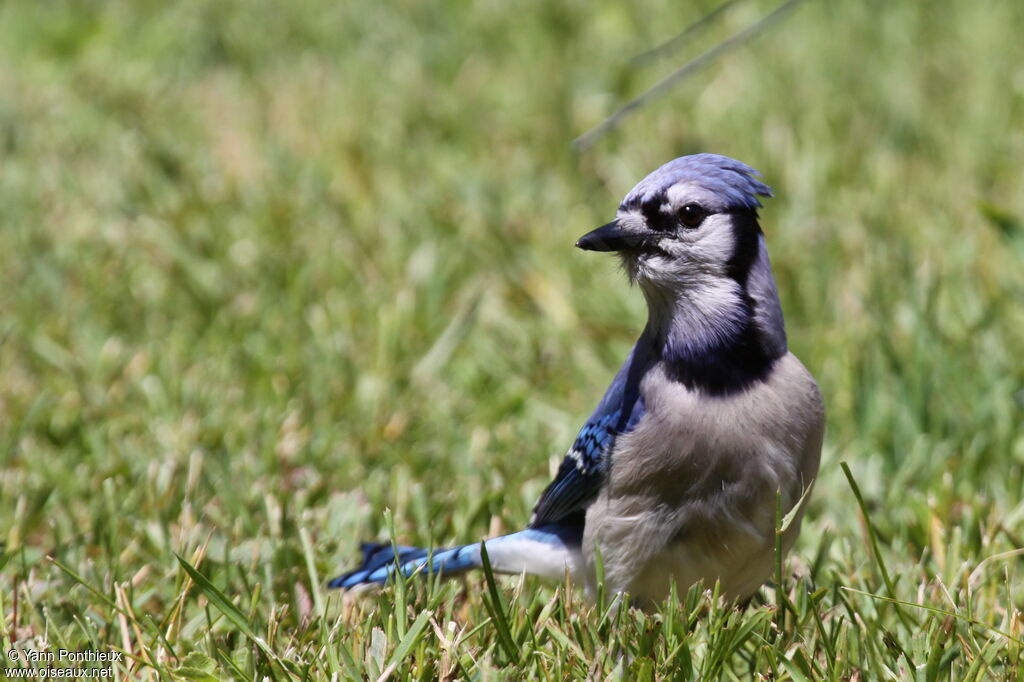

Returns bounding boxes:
[1,0,1023,678]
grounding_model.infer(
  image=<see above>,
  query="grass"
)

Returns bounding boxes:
[1,0,1023,678]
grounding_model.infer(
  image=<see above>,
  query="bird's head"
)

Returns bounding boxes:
[577,154,773,293]
[577,154,787,369]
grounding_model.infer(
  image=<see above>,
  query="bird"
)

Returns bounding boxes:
[328,154,824,607]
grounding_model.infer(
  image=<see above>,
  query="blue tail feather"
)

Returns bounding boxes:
[328,524,583,589]
[327,542,481,589]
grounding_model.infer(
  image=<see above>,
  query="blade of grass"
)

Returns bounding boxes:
[841,587,1024,646]
[48,556,125,614]
[840,461,913,630]
[174,552,288,676]
[478,541,520,665]
[385,609,432,672]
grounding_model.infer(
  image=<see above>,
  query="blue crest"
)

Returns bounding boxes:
[621,154,773,211]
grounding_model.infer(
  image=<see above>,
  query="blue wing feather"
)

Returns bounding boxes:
[530,341,651,527]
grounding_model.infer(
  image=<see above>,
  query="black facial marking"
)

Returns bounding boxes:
[620,193,675,233]
[725,211,762,287]
[642,200,675,233]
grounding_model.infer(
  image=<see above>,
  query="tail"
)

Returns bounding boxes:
[328,524,583,589]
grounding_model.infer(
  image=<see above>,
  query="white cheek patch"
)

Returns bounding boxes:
[692,214,735,263]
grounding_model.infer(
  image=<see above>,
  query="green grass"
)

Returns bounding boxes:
[2,0,1023,678]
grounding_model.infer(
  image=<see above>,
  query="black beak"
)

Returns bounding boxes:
[575,220,651,252]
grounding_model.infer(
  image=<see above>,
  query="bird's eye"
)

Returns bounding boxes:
[678,203,707,228]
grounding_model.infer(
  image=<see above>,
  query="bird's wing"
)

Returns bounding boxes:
[530,342,649,527]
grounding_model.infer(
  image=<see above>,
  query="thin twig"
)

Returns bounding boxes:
[630,0,746,66]
[573,0,810,153]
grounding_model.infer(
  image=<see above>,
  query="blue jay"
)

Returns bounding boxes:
[329,154,824,606]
